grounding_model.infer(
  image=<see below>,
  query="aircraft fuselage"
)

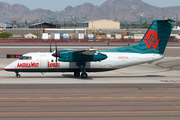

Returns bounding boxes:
[5,52,163,73]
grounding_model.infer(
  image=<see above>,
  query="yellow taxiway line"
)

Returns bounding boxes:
[156,59,180,71]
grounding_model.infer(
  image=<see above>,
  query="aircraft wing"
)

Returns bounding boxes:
[73,49,97,55]
[57,49,107,62]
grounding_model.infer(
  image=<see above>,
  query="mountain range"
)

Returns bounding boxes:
[0,0,179,24]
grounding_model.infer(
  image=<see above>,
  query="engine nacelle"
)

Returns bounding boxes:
[59,51,107,62]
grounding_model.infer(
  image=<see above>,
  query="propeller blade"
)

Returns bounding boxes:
[56,43,57,53]
[50,41,52,52]
[56,55,57,62]
[56,43,57,62]
[52,43,60,63]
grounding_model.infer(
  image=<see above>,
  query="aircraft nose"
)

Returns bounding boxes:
[4,64,11,71]
[4,62,16,71]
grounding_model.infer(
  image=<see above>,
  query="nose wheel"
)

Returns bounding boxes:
[16,72,21,78]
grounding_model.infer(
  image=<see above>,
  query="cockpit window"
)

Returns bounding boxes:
[19,56,32,60]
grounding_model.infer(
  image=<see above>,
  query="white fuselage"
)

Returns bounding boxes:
[5,52,164,73]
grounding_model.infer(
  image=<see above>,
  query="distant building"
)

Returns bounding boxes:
[23,33,37,39]
[78,19,120,29]
[29,22,56,28]
[0,22,6,28]
[0,22,12,29]
[5,29,43,37]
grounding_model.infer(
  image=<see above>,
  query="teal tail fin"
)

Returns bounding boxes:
[139,18,175,54]
[101,19,175,54]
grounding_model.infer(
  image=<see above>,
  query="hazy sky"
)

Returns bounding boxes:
[1,0,180,11]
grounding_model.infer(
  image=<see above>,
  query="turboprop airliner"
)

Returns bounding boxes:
[4,19,175,78]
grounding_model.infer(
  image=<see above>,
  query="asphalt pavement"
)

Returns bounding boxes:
[0,45,180,120]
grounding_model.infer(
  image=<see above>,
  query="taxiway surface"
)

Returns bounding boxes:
[0,84,179,120]
[0,46,180,119]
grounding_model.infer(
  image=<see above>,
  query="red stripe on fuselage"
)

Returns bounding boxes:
[4,68,120,71]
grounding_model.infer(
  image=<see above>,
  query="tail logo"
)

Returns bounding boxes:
[143,30,161,50]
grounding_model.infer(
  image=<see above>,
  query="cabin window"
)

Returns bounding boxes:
[19,56,32,60]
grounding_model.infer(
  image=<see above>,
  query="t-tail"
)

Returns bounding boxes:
[101,19,175,54]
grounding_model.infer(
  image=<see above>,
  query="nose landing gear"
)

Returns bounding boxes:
[15,72,21,78]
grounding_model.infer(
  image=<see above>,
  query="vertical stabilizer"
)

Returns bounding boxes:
[100,19,175,54]
[139,19,175,54]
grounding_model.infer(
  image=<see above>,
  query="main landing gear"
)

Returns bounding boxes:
[74,62,88,79]
[81,72,88,78]
[74,72,80,77]
[15,72,21,78]
[74,72,88,78]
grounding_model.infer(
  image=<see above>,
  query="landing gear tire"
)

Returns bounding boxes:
[74,72,80,77]
[81,72,88,78]
[16,74,21,78]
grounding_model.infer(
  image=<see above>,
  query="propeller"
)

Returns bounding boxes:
[50,41,52,52]
[52,43,59,62]
[55,43,57,62]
